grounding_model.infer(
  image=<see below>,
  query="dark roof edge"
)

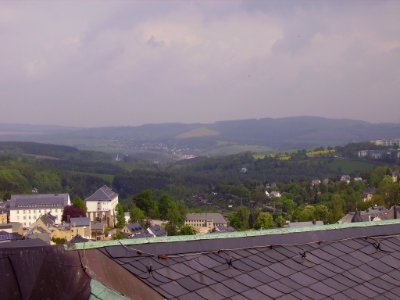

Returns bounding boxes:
[67,219,400,251]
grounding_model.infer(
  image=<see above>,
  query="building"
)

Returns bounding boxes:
[340,175,351,184]
[147,224,166,237]
[0,210,7,224]
[362,188,374,202]
[85,185,118,227]
[121,223,153,238]
[185,213,227,233]
[9,193,70,227]
[5,220,400,298]
[338,205,396,224]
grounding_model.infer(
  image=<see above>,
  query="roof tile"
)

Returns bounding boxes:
[209,283,237,298]
[177,276,205,292]
[309,281,338,296]
[158,281,190,297]
[196,288,225,300]
[256,284,284,298]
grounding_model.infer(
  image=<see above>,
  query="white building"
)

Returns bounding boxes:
[9,194,70,228]
[85,185,118,227]
[185,213,227,233]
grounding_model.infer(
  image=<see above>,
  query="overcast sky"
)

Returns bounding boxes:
[0,0,399,127]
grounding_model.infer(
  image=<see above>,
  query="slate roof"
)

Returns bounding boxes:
[186,213,227,224]
[148,225,166,237]
[70,234,89,243]
[40,212,57,226]
[70,217,90,227]
[97,221,400,299]
[85,185,118,202]
[126,223,144,233]
[10,193,70,209]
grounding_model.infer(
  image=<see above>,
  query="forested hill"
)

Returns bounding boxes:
[1,117,400,156]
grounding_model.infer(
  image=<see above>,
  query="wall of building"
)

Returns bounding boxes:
[10,208,64,227]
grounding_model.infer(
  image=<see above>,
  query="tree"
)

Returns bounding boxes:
[254,212,274,230]
[115,203,125,228]
[228,206,250,230]
[275,215,286,228]
[159,194,172,220]
[165,223,178,236]
[72,196,87,213]
[133,190,158,218]
[314,204,330,224]
[179,225,196,235]
[62,205,86,222]
[129,204,145,224]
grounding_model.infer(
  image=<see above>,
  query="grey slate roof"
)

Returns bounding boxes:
[148,225,166,237]
[70,217,90,227]
[99,222,400,299]
[10,193,69,209]
[70,234,89,243]
[85,185,118,202]
[40,212,57,226]
[186,213,227,224]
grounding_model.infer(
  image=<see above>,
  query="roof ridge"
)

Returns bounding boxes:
[66,219,400,251]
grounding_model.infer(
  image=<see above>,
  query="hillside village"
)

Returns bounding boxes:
[1,163,399,246]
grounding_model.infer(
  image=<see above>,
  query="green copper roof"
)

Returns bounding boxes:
[89,279,129,300]
[66,219,400,251]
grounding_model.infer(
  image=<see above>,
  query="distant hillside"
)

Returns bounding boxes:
[1,117,400,157]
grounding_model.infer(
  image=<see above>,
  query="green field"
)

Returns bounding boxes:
[327,159,377,173]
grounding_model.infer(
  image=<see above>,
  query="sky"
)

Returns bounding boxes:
[0,0,399,127]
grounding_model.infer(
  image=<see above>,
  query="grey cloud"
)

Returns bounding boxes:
[0,1,399,126]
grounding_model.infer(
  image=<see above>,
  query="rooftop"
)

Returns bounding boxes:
[186,213,227,224]
[10,193,70,209]
[85,185,118,202]
[70,217,90,227]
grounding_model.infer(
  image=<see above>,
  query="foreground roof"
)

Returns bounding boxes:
[94,220,400,299]
[85,185,118,202]
[4,221,400,299]
[10,193,70,209]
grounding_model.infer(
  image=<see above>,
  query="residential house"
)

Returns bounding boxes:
[338,205,393,224]
[390,170,400,183]
[269,191,282,198]
[311,179,321,186]
[85,185,118,228]
[185,213,227,233]
[357,150,368,158]
[25,213,58,243]
[9,193,70,227]
[340,175,351,184]
[46,217,92,241]
[121,223,152,238]
[91,222,106,240]
[362,188,374,202]
[147,225,166,237]
[0,210,7,224]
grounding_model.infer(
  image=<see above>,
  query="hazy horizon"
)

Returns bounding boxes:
[1,1,400,127]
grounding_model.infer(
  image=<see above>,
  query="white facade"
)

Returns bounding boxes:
[9,194,70,227]
[85,186,118,227]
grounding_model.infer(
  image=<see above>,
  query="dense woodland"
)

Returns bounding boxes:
[0,141,399,232]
